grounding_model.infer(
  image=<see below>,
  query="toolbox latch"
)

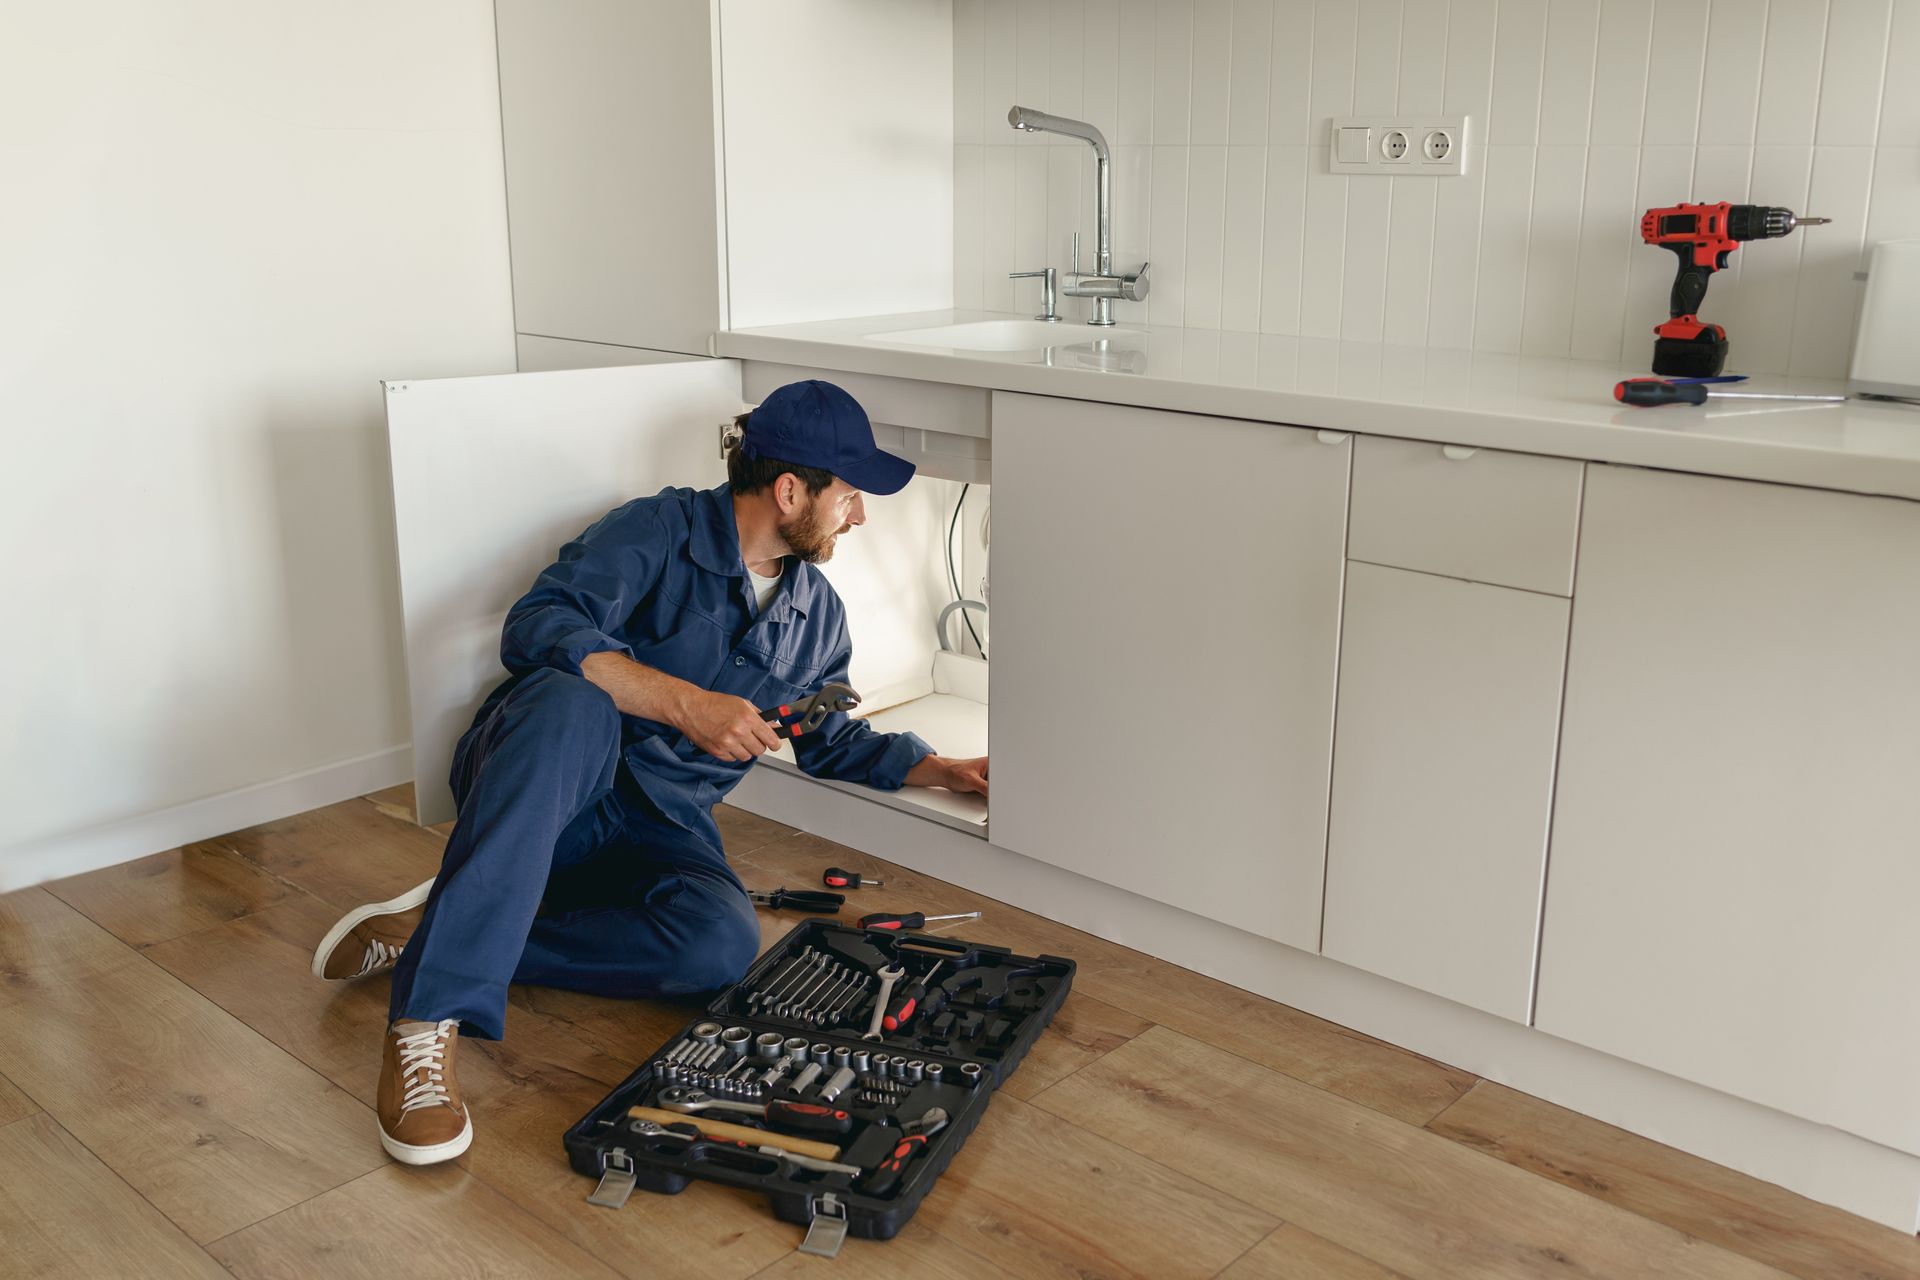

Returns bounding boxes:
[798,1192,849,1258]
[587,1147,636,1210]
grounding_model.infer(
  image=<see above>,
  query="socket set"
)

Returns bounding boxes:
[566,920,1074,1253]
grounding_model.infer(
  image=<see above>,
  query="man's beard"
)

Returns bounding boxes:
[779,500,848,565]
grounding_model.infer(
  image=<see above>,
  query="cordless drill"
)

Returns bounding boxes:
[1641,203,1828,376]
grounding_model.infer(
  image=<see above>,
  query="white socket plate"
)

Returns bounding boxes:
[1329,116,1470,176]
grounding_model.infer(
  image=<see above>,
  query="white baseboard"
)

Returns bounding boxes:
[0,745,414,893]
[727,767,1920,1235]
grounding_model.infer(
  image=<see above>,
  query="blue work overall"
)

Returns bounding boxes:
[387,483,933,1039]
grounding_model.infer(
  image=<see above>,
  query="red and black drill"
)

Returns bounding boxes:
[1641,203,1828,376]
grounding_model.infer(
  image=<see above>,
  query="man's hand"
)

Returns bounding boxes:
[679,690,785,763]
[906,754,989,799]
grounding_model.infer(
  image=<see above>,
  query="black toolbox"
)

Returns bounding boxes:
[564,919,1075,1255]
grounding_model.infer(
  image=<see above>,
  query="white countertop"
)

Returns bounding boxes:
[714,309,1920,503]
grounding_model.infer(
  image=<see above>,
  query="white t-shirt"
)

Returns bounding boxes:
[746,561,784,614]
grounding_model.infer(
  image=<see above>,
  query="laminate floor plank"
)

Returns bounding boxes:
[1427,1081,1920,1280]
[206,1162,624,1279]
[912,1093,1280,1279]
[0,1069,36,1125]
[216,796,447,910]
[735,829,1477,1125]
[1217,1224,1411,1279]
[1030,1026,1796,1280]
[452,1062,801,1280]
[362,783,417,824]
[748,1216,1017,1278]
[713,802,800,857]
[0,888,383,1244]
[0,1112,228,1279]
[45,840,300,947]
[996,992,1154,1102]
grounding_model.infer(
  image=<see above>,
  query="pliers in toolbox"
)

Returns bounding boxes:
[758,681,861,740]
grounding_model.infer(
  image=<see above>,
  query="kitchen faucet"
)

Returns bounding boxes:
[1007,105,1149,325]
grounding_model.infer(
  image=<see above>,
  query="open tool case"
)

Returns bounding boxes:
[564,919,1074,1255]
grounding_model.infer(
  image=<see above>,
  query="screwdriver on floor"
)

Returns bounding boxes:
[858,909,983,932]
[881,961,944,1032]
[1613,377,1846,407]
[822,866,884,889]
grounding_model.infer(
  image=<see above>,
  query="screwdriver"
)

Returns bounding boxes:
[861,1107,950,1196]
[747,886,846,913]
[858,909,983,932]
[822,866,884,889]
[882,961,944,1032]
[1613,377,1846,407]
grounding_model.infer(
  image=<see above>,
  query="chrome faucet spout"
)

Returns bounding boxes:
[1007,105,1141,325]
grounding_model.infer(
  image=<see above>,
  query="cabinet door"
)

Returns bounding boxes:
[1321,563,1569,1021]
[989,392,1349,949]
[385,359,742,824]
[1535,464,1920,1154]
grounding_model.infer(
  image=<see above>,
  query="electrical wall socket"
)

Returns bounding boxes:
[1329,116,1469,176]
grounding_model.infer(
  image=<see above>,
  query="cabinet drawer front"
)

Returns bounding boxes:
[1349,436,1583,595]
[1321,563,1569,1022]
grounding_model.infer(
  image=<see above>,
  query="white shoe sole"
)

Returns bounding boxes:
[310,879,434,980]
[379,1112,473,1165]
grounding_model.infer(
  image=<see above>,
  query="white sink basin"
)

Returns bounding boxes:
[868,319,1144,352]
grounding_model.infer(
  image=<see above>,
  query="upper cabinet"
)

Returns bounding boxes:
[1535,463,1920,1154]
[495,0,725,356]
[494,0,954,364]
[988,392,1349,951]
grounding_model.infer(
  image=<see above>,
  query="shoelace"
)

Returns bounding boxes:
[396,1019,459,1115]
[356,937,402,977]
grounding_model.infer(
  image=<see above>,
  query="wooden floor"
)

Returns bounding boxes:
[3,786,1916,1279]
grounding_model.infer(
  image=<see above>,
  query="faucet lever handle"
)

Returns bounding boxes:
[1071,231,1081,277]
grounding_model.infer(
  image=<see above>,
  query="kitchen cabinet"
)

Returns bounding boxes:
[1535,463,1920,1153]
[987,392,1350,950]
[1321,562,1569,1021]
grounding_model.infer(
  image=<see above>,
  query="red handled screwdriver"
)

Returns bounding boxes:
[1614,377,1845,407]
[860,1107,950,1196]
[822,866,884,889]
[858,909,982,932]
[882,961,944,1032]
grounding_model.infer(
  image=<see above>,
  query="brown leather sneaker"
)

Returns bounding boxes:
[377,1019,472,1164]
[311,880,431,980]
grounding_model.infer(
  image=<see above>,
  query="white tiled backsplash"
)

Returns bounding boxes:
[953,0,1920,376]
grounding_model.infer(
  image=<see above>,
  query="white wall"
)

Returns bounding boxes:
[954,0,1920,377]
[0,1,516,889]
[722,0,955,328]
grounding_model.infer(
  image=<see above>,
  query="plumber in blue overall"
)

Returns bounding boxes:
[311,380,990,1164]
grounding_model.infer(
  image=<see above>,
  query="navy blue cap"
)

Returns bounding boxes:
[741,380,915,496]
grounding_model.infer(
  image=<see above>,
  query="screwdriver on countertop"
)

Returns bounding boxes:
[1614,377,1847,407]
[858,909,983,932]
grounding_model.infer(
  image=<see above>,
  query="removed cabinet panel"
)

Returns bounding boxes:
[1536,464,1920,1155]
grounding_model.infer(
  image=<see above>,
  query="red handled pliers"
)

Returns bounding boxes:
[758,681,861,739]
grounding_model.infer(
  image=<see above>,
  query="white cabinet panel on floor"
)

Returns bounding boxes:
[1535,463,1920,1154]
[1321,563,1569,1022]
[988,392,1349,950]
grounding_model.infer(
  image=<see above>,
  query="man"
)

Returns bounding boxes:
[310,380,989,1165]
